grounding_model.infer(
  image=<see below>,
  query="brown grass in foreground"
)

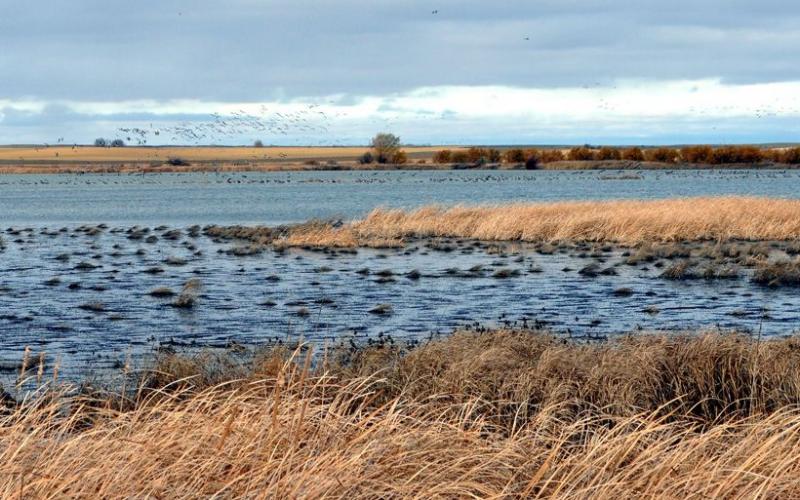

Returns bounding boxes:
[263,197,800,247]
[4,331,800,497]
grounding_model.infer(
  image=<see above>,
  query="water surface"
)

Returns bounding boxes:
[2,169,799,226]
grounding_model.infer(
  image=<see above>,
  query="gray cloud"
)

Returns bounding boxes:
[2,0,800,102]
[2,1,800,144]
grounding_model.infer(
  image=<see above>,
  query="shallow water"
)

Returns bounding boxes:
[1,227,797,383]
[2,169,800,226]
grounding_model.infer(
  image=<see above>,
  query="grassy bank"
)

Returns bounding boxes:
[213,197,800,248]
[4,330,800,497]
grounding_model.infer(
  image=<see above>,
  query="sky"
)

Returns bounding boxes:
[2,0,800,146]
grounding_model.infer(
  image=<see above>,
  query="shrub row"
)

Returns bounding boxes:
[358,151,408,165]
[432,146,800,165]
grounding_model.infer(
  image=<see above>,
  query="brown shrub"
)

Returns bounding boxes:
[390,151,408,164]
[539,149,565,162]
[645,147,679,163]
[450,151,469,163]
[710,146,763,164]
[466,147,488,163]
[680,145,713,164]
[432,149,452,163]
[781,147,800,164]
[503,148,526,163]
[596,146,622,161]
[762,149,784,162]
[621,147,645,161]
[567,146,595,161]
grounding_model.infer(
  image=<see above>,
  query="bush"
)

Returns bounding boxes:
[254,140,264,148]
[596,147,621,161]
[763,149,785,163]
[94,138,108,147]
[524,155,539,170]
[487,148,502,163]
[358,152,374,164]
[567,147,595,161]
[466,147,488,163]
[621,147,645,161]
[782,147,800,164]
[524,149,541,162]
[110,139,126,147]
[504,148,526,163]
[433,150,452,163]
[390,151,408,164]
[539,149,565,163]
[710,146,762,164]
[645,147,679,163]
[680,145,713,164]
[166,157,190,166]
[450,151,469,163]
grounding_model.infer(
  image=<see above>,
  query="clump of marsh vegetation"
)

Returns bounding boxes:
[368,303,393,315]
[660,260,740,280]
[625,243,691,265]
[78,302,106,313]
[148,287,175,298]
[171,278,202,308]
[752,259,800,287]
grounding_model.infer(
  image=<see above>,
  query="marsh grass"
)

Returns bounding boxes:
[5,330,800,497]
[351,197,800,245]
[223,197,800,249]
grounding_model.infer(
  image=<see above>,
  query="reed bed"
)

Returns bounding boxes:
[204,197,800,248]
[274,197,800,247]
[4,330,800,498]
[354,197,800,244]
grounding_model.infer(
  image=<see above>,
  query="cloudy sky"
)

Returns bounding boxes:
[2,0,800,145]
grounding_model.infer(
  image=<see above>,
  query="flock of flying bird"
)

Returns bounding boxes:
[109,104,349,146]
[37,7,797,148]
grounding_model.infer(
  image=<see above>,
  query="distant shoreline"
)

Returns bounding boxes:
[1,145,798,174]
[0,159,798,174]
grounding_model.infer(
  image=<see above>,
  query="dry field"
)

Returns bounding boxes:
[4,330,800,497]
[0,146,464,173]
[0,146,460,162]
[241,197,800,247]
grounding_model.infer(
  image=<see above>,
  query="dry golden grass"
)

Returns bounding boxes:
[0,146,460,163]
[277,197,800,247]
[0,145,471,173]
[5,330,800,498]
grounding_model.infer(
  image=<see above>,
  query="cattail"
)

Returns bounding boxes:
[36,352,46,386]
[52,356,60,384]
[17,346,31,389]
